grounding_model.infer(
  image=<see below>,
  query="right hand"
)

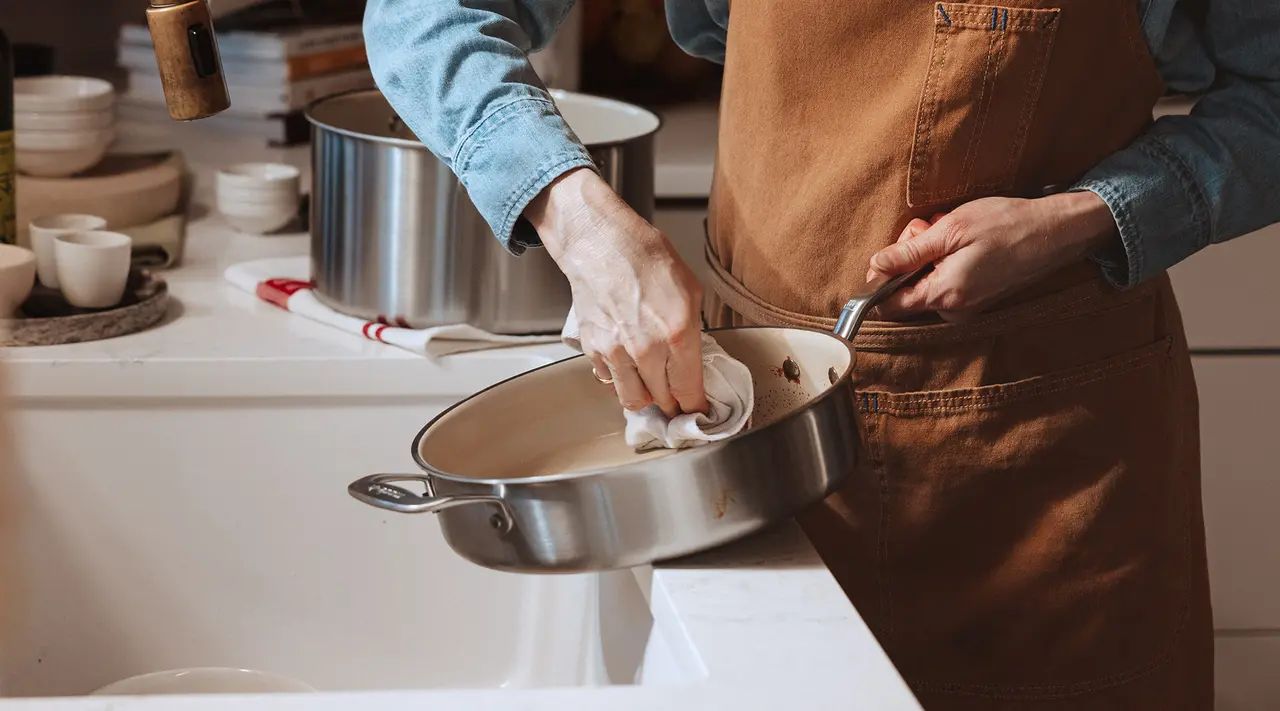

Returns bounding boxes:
[526,168,708,417]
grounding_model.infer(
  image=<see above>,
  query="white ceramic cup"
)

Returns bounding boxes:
[53,230,132,309]
[28,213,109,288]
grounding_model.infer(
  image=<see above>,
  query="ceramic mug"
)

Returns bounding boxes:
[53,230,132,309]
[28,213,108,289]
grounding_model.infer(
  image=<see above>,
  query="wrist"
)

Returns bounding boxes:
[524,167,619,260]
[1047,190,1120,256]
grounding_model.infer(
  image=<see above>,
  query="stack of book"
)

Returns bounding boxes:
[115,21,373,147]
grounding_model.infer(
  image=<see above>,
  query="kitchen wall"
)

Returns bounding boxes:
[0,0,140,83]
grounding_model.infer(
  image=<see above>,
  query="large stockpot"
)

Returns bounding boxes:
[304,88,659,334]
[348,268,926,573]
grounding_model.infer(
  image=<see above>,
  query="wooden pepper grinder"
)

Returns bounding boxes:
[145,0,231,121]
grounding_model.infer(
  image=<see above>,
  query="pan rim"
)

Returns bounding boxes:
[410,325,857,487]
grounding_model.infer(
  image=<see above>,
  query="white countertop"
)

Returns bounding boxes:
[1,122,917,709]
[8,99,721,400]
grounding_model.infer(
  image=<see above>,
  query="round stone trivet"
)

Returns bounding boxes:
[2,269,171,347]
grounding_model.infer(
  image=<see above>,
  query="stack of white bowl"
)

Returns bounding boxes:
[215,163,302,235]
[13,76,117,178]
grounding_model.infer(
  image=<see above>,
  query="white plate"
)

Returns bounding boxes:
[92,667,315,696]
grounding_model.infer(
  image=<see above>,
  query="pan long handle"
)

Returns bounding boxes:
[833,265,932,341]
[348,474,513,533]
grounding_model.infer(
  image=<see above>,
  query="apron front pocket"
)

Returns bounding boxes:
[908,3,1061,207]
[859,335,1197,698]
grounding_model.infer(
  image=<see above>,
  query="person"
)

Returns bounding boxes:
[364,1,1279,707]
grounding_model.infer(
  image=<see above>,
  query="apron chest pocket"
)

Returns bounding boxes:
[908,3,1061,207]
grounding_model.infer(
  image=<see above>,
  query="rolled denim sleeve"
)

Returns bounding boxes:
[665,0,730,65]
[1072,1,1280,289]
[363,0,597,253]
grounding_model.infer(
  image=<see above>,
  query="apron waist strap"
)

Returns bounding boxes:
[703,241,839,331]
[703,239,1157,348]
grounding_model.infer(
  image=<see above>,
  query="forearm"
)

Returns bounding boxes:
[1071,5,1280,288]
[363,0,596,252]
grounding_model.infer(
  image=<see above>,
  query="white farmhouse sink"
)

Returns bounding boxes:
[0,397,692,698]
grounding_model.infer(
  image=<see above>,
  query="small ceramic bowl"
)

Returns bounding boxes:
[16,126,115,151]
[92,667,315,696]
[215,183,299,205]
[15,107,115,131]
[16,143,112,178]
[218,202,299,235]
[53,230,132,309]
[215,164,301,235]
[215,162,301,191]
[14,75,116,113]
[28,213,109,289]
[0,245,38,316]
[15,124,115,178]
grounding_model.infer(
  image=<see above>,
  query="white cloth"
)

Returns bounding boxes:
[562,307,755,451]
[224,257,561,360]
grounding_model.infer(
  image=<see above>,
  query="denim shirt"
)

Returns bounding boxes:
[364,0,1280,290]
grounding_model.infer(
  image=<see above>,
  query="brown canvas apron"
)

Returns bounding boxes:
[703,1,1214,708]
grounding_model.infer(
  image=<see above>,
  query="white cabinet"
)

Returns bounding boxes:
[1216,636,1280,711]
[1185,355,1280,708]
[1169,222,1280,350]
[1193,358,1280,630]
[654,204,711,287]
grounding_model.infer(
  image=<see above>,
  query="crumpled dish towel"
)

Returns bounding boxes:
[562,307,755,451]
[224,257,561,360]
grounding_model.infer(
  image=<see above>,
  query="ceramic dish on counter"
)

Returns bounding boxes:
[13,75,116,113]
[54,230,133,309]
[92,667,315,695]
[15,152,184,245]
[15,127,115,178]
[13,75,117,178]
[1,268,170,347]
[215,162,300,235]
[28,213,109,288]
[0,245,38,317]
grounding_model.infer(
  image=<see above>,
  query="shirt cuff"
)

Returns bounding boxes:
[453,97,598,254]
[1069,133,1212,290]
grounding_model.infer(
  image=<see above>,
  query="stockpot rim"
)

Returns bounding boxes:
[409,325,858,488]
[304,87,664,151]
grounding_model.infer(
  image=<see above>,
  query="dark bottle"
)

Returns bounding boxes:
[0,28,14,246]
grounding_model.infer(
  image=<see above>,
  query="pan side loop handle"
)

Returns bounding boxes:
[348,474,514,533]
[833,265,932,341]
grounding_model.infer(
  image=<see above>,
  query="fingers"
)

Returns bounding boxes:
[634,341,680,418]
[873,277,934,319]
[867,218,932,282]
[870,216,949,318]
[588,352,614,386]
[876,239,988,319]
[666,325,709,415]
[601,345,653,411]
[586,321,705,417]
[869,218,949,279]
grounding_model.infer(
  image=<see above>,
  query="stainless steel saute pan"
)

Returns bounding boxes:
[348,268,925,573]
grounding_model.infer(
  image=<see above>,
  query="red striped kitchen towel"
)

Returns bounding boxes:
[224,256,562,359]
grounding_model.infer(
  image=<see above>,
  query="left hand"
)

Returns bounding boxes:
[867,192,1120,321]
